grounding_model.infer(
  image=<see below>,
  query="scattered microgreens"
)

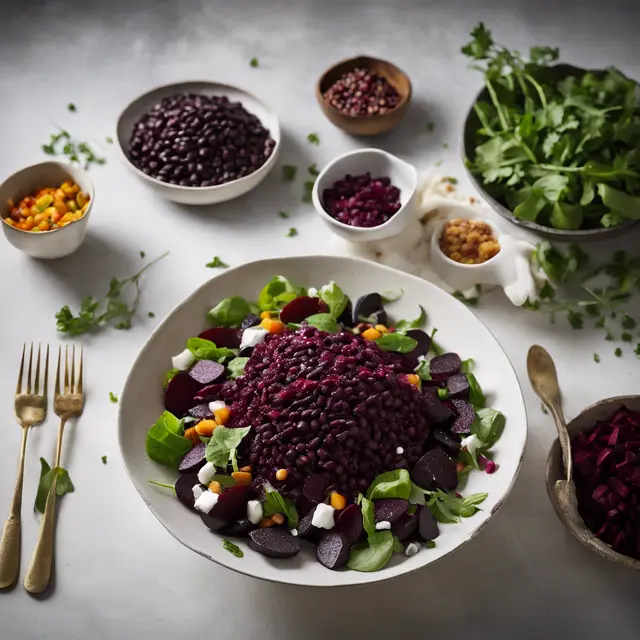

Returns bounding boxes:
[55,252,168,336]
[307,133,320,145]
[426,122,435,132]
[615,347,623,357]
[42,129,106,169]
[282,165,298,181]
[278,210,290,219]
[308,163,320,177]
[249,57,259,68]
[106,136,114,144]
[140,250,146,258]
[101,455,108,464]
[206,256,229,269]
[286,227,298,237]
[148,311,155,318]
[68,103,77,112]
[636,343,640,356]
[435,159,443,167]
[593,353,600,363]
[426,540,436,549]
[302,180,315,203]
[223,539,244,558]
[109,392,118,403]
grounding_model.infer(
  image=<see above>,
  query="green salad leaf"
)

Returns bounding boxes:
[212,474,236,488]
[163,368,180,388]
[263,487,299,528]
[205,425,251,468]
[35,458,75,514]
[427,490,488,523]
[471,408,506,449]
[227,357,249,379]
[466,373,486,408]
[258,276,301,311]
[319,282,348,319]
[380,289,403,304]
[305,313,338,333]
[186,337,236,362]
[146,411,192,468]
[208,296,251,328]
[415,359,431,381]
[347,530,394,572]
[359,495,376,539]
[375,333,418,354]
[365,469,411,501]
[394,305,427,333]
[223,539,244,558]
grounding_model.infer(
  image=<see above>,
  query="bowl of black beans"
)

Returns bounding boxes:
[117,81,280,205]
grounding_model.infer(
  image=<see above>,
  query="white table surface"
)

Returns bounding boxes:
[2,0,640,638]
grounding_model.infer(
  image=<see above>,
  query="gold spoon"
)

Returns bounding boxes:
[527,344,640,571]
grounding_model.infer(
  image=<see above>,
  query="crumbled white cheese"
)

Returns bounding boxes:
[375,520,391,530]
[192,485,204,501]
[460,434,482,457]
[311,503,335,530]
[405,541,421,557]
[247,500,263,525]
[194,489,219,514]
[396,446,404,455]
[307,287,318,297]
[172,348,196,371]
[197,461,216,485]
[240,327,268,350]
[290,528,298,537]
[209,400,227,413]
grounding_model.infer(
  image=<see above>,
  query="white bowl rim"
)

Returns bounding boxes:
[312,148,418,235]
[118,254,528,587]
[0,160,94,236]
[116,79,281,192]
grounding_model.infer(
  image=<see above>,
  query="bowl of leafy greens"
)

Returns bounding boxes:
[462,23,640,240]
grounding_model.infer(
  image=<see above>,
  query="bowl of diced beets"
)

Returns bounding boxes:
[312,148,418,242]
[546,395,640,571]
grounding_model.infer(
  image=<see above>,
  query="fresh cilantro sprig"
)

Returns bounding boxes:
[42,128,106,169]
[55,252,168,336]
[206,256,229,269]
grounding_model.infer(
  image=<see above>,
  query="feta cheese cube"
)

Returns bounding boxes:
[209,400,227,413]
[405,541,421,557]
[247,499,264,525]
[375,520,391,530]
[194,489,219,514]
[240,327,268,350]
[396,446,404,455]
[192,484,204,501]
[172,348,196,371]
[197,461,216,485]
[311,503,335,530]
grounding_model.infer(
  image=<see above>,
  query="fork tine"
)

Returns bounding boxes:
[64,345,70,394]
[34,344,42,395]
[16,343,26,394]
[55,346,62,398]
[43,344,50,401]
[77,346,84,395]
[70,345,76,393]
[26,343,34,394]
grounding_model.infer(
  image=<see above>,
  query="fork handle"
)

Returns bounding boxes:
[0,428,29,588]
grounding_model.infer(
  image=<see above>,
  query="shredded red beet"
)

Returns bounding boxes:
[572,407,640,560]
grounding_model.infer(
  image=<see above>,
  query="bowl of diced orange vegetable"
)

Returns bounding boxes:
[0,161,94,259]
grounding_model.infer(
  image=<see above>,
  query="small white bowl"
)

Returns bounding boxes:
[0,161,94,259]
[312,148,418,243]
[116,81,281,206]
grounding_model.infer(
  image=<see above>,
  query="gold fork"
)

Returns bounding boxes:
[24,345,84,594]
[0,344,49,589]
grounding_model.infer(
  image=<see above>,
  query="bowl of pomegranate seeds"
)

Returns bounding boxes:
[316,56,412,135]
[312,148,418,242]
[546,396,640,571]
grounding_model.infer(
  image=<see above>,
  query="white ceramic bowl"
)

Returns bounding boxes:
[118,256,527,587]
[312,149,418,242]
[0,161,94,259]
[116,81,281,205]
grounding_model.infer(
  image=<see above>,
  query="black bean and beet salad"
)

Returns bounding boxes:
[146,277,506,571]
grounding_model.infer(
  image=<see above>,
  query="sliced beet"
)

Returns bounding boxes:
[450,398,475,434]
[391,512,418,542]
[165,372,203,417]
[338,300,354,328]
[240,314,261,331]
[175,472,201,510]
[374,498,409,524]
[446,373,470,399]
[280,296,326,324]
[188,403,214,420]
[193,383,225,403]
[198,327,241,349]
[316,531,350,570]
[335,504,364,545]
[418,505,440,541]
[412,449,458,491]
[188,360,225,385]
[200,484,251,531]
[432,428,462,456]
[303,474,329,504]
[249,527,301,558]
[353,293,383,324]
[179,442,206,473]
[422,387,454,423]
[221,518,256,538]
[429,353,462,382]
[297,506,321,541]
[404,329,431,358]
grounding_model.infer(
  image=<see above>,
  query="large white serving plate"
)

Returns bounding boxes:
[118,256,527,587]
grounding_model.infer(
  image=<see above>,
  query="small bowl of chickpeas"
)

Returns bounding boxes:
[0,161,94,259]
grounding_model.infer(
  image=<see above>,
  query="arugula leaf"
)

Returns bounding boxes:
[223,539,244,557]
[205,425,251,468]
[365,469,411,500]
[319,282,348,319]
[35,458,75,514]
[206,256,229,269]
[263,488,299,528]
[460,358,475,373]
[360,496,376,539]
[427,490,488,522]
[208,296,251,327]
[347,530,394,572]
[186,337,236,361]
[305,313,338,333]
[471,408,506,449]
[429,328,444,356]
[227,357,249,379]
[212,474,236,488]
[146,411,193,468]
[394,305,426,333]
[375,333,418,354]
[392,536,404,553]
[408,481,429,505]
[466,373,485,408]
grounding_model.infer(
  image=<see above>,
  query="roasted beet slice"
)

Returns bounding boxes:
[297,506,321,541]
[418,505,440,541]
[374,498,409,524]
[422,387,454,423]
[391,512,418,542]
[412,449,458,491]
[335,504,364,545]
[221,518,256,538]
[188,403,214,420]
[175,472,201,510]
[200,484,251,531]
[241,314,261,331]
[451,398,475,434]
[429,353,462,382]
[193,383,225,403]
[165,372,203,417]
[432,428,462,456]
[404,329,431,358]
[179,442,206,473]
[249,527,301,558]
[280,296,326,324]
[188,360,225,385]
[338,300,354,328]
[303,474,329,504]
[446,373,470,399]
[316,531,350,570]
[198,327,241,349]
[353,293,383,324]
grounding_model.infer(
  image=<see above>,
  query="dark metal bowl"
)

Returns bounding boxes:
[462,64,639,242]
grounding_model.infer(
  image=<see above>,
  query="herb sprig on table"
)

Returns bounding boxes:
[463,23,640,231]
[55,252,168,336]
[42,129,106,169]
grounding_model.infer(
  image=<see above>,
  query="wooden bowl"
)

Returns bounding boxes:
[316,56,412,136]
